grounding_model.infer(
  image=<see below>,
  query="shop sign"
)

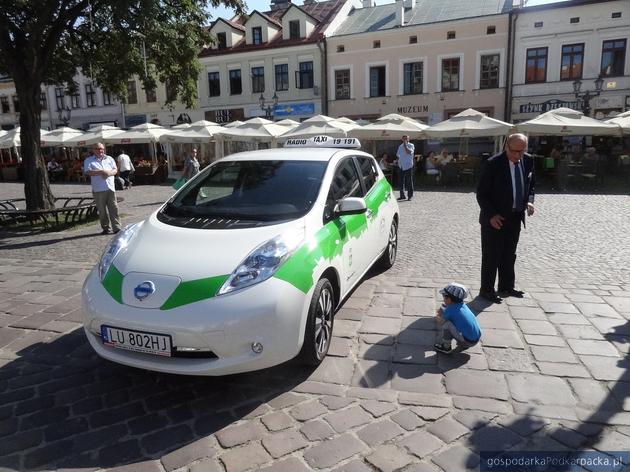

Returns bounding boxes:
[206,108,244,124]
[125,114,147,127]
[519,99,579,114]
[274,102,315,117]
[397,105,429,114]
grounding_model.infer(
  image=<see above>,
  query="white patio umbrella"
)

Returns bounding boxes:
[516,107,621,136]
[220,117,298,141]
[279,114,358,139]
[424,108,513,138]
[349,114,428,140]
[159,125,225,144]
[189,119,220,128]
[0,127,50,149]
[40,127,84,146]
[224,120,244,128]
[64,125,123,147]
[275,119,300,127]
[105,123,168,145]
[604,110,630,133]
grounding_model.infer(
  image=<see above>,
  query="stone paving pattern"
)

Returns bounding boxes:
[0,182,629,471]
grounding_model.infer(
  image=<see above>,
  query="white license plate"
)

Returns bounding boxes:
[101,325,172,357]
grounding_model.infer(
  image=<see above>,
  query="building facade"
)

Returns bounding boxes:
[510,0,630,122]
[327,0,512,125]
[197,0,359,124]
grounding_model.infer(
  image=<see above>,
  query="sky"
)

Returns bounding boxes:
[207,0,570,23]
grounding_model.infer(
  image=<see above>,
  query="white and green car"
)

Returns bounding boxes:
[82,136,399,375]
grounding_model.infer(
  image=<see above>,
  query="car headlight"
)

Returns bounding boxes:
[218,227,304,296]
[98,221,144,281]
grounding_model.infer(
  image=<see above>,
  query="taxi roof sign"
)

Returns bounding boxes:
[284,135,361,149]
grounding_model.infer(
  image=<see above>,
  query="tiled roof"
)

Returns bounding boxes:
[333,0,512,36]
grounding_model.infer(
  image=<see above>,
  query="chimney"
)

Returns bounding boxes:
[404,0,414,9]
[362,0,373,7]
[395,0,404,26]
[270,0,291,11]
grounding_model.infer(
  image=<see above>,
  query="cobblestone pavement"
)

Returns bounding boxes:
[1,182,630,471]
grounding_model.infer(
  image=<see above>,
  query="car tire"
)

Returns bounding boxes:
[299,278,335,366]
[377,219,398,270]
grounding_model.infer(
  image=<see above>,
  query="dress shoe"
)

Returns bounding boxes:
[397,196,407,201]
[498,288,524,298]
[479,291,502,303]
[101,228,111,235]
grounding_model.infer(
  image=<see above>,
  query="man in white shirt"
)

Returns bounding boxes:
[396,135,415,201]
[84,143,121,235]
[116,151,135,189]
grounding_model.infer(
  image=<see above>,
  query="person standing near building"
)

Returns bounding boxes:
[182,148,200,180]
[84,143,121,235]
[476,133,535,303]
[116,150,135,189]
[396,135,415,201]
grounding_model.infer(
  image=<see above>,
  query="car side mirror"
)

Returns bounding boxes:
[333,197,367,216]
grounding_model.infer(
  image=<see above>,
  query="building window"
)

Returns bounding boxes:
[601,39,626,77]
[296,61,313,89]
[560,43,584,81]
[403,62,423,95]
[252,27,262,45]
[275,64,288,91]
[335,69,350,100]
[85,83,96,107]
[208,72,220,97]
[0,96,9,113]
[612,12,621,18]
[570,17,579,24]
[409,36,417,44]
[534,21,543,28]
[251,66,265,93]
[525,47,548,83]
[12,95,19,113]
[103,91,113,106]
[479,54,500,89]
[447,31,455,40]
[369,65,386,97]
[40,92,47,111]
[70,88,80,108]
[337,45,345,53]
[127,80,138,104]
[289,20,300,39]
[229,69,242,95]
[55,87,65,110]
[216,32,227,49]
[487,26,496,35]
[373,40,380,48]
[145,87,157,103]
[165,81,177,102]
[441,58,460,91]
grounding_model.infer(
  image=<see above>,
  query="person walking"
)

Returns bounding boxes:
[116,150,135,189]
[84,143,121,235]
[182,148,200,180]
[476,133,535,303]
[396,135,415,201]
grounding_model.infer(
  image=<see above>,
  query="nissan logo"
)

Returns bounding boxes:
[134,281,156,301]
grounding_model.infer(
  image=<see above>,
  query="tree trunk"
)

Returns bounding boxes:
[15,82,55,211]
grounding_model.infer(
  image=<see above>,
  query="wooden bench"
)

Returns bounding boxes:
[0,197,105,229]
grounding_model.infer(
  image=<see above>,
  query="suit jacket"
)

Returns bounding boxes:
[476,151,535,226]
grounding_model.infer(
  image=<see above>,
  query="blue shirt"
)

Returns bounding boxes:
[84,154,117,192]
[443,303,481,342]
[396,142,415,171]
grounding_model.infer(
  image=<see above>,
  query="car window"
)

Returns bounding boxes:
[162,160,327,224]
[356,155,378,192]
[324,157,363,223]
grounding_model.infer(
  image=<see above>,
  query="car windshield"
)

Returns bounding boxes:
[162,160,327,223]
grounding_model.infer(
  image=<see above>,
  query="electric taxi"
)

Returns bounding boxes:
[82,136,399,375]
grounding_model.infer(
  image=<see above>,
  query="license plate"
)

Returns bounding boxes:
[101,325,172,357]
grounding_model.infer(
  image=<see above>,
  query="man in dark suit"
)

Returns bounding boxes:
[476,133,535,303]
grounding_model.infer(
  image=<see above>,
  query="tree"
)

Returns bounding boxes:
[0,0,244,210]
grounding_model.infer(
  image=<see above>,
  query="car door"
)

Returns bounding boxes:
[323,157,369,291]
[355,155,391,263]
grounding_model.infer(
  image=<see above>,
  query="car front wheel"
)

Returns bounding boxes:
[299,278,334,365]
[377,219,398,270]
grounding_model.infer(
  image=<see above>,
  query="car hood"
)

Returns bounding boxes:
[113,212,306,280]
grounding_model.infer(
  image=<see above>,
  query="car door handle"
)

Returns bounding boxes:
[366,208,374,219]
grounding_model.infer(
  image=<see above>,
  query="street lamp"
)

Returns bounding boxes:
[573,76,604,116]
[57,105,72,127]
[259,92,278,120]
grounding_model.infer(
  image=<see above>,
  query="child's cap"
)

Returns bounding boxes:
[440,283,469,301]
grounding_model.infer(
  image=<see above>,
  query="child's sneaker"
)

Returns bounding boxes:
[434,342,452,354]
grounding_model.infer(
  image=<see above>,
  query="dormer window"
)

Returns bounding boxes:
[217,32,227,49]
[289,20,300,39]
[252,27,263,45]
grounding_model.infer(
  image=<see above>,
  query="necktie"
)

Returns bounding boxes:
[514,162,524,211]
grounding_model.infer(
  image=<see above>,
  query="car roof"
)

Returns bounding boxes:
[218,147,372,163]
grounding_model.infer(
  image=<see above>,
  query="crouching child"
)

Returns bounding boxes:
[434,283,481,354]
